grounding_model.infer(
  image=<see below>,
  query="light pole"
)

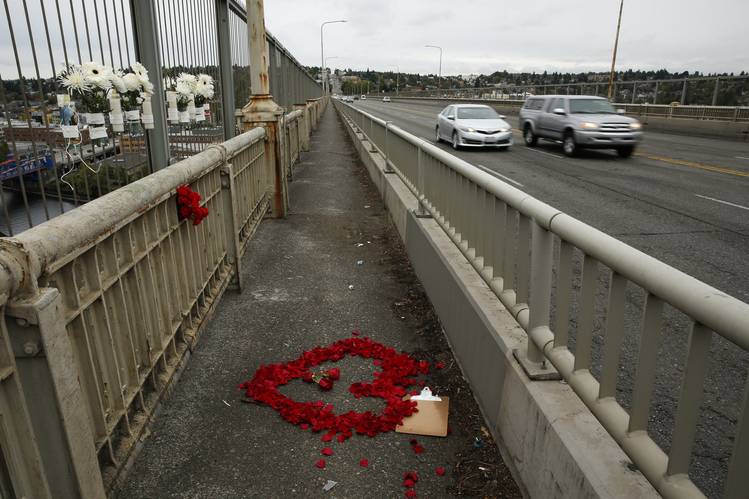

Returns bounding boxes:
[389,64,400,95]
[320,20,346,95]
[425,45,442,95]
[607,0,623,100]
[325,56,338,94]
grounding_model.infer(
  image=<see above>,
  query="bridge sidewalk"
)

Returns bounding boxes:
[117,106,520,498]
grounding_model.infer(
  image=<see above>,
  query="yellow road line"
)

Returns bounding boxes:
[634,153,749,178]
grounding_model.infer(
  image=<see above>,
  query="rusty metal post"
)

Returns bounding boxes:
[240,0,288,217]
[293,103,310,151]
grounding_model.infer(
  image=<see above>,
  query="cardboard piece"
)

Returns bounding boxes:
[396,387,450,437]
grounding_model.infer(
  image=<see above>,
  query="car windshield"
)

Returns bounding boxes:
[456,107,499,119]
[569,99,616,114]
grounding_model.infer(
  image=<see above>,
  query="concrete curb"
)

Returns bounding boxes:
[336,107,660,499]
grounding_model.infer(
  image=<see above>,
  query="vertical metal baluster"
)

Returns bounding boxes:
[598,271,627,397]
[516,214,531,304]
[666,322,711,477]
[628,293,664,432]
[554,241,574,349]
[502,206,518,301]
[725,377,749,498]
[492,198,506,288]
[573,254,598,371]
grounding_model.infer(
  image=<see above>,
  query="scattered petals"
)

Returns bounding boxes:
[405,491,417,498]
[435,466,446,476]
[403,471,419,482]
[359,458,369,467]
[240,337,421,442]
[435,362,445,369]
[352,330,360,336]
[403,478,415,488]
[315,459,326,469]
[412,444,425,454]
[321,447,334,456]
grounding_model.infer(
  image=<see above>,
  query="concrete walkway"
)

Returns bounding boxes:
[117,106,520,498]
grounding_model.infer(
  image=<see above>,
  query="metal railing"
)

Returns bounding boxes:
[0,0,321,236]
[398,74,749,107]
[0,85,322,496]
[334,99,749,499]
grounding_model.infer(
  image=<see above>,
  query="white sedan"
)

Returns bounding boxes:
[436,104,513,150]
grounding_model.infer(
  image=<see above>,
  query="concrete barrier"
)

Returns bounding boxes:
[393,97,749,141]
[338,106,659,499]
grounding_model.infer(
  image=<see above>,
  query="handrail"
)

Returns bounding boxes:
[13,128,265,278]
[335,99,749,499]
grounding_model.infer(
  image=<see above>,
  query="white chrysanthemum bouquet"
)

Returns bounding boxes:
[167,73,214,123]
[57,61,155,139]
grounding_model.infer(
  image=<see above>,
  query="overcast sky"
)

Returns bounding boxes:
[264,0,748,75]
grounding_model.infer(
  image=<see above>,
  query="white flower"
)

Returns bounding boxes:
[81,61,113,90]
[59,67,91,94]
[122,73,142,92]
[175,81,192,97]
[177,72,197,91]
[197,74,213,87]
[132,62,148,78]
[110,70,128,93]
[142,80,154,96]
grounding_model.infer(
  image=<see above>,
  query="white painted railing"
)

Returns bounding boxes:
[0,99,324,498]
[335,99,749,499]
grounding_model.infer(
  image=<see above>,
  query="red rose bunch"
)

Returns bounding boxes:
[176,184,209,225]
[239,336,425,442]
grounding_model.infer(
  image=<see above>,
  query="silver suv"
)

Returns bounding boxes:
[519,95,642,157]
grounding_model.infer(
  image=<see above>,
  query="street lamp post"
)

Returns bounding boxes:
[425,45,442,95]
[607,0,624,100]
[320,20,346,95]
[389,64,400,95]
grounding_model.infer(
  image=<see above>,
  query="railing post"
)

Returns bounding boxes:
[414,142,431,218]
[240,0,288,217]
[513,221,561,380]
[712,77,720,107]
[213,146,243,290]
[383,121,394,173]
[130,0,170,170]
[293,104,310,151]
[215,0,236,140]
[6,287,106,498]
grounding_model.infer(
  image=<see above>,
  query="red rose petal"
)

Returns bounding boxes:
[352,330,360,336]
[412,444,425,454]
[315,459,326,469]
[300,423,309,430]
[359,458,369,467]
[435,466,446,476]
[321,447,334,456]
[321,433,334,442]
[405,491,417,498]
[435,362,445,369]
[403,478,415,488]
[337,433,347,443]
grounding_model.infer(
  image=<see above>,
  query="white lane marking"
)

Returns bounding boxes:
[525,148,563,159]
[476,164,524,187]
[694,194,749,212]
[736,156,749,160]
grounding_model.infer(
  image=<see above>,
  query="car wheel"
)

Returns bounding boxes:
[451,131,460,150]
[435,126,441,143]
[523,125,538,147]
[617,146,634,158]
[562,131,577,157]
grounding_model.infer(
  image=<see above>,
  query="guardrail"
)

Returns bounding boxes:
[0,99,322,497]
[334,99,749,499]
[392,96,749,122]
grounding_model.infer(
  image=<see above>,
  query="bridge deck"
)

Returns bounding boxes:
[117,107,520,498]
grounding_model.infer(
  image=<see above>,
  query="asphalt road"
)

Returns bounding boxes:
[350,98,749,498]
